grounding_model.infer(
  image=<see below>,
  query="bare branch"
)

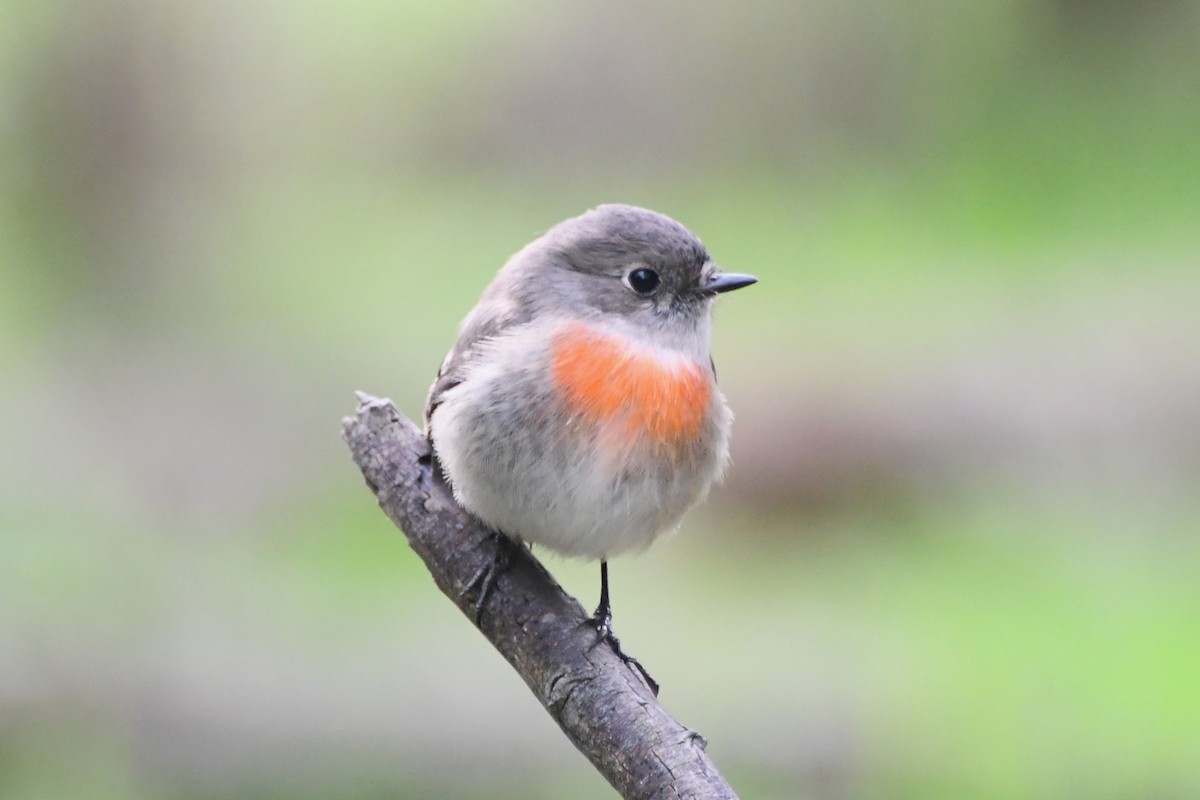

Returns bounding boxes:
[342,394,738,800]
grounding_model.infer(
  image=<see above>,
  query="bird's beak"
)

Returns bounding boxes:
[704,272,758,294]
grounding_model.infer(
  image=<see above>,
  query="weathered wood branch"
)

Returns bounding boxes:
[342,393,738,800]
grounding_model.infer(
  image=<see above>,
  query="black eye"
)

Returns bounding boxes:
[625,268,660,295]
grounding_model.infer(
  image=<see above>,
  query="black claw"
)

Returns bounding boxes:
[591,623,660,697]
[586,561,660,696]
[592,604,613,643]
[461,532,513,625]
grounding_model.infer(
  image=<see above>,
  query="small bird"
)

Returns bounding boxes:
[425,204,755,689]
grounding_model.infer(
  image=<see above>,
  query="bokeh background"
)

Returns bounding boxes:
[3,1,1199,798]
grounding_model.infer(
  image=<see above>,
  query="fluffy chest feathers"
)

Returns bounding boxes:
[549,322,713,451]
[429,319,730,558]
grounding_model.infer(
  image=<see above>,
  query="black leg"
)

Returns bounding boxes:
[592,560,614,638]
[461,532,514,625]
[588,560,659,696]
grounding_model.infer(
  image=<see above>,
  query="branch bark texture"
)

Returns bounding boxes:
[342,394,738,800]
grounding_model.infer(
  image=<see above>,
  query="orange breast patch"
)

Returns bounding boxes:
[550,322,712,448]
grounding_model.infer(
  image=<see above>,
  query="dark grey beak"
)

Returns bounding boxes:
[705,272,758,294]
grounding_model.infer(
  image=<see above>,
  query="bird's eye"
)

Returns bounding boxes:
[624,268,660,295]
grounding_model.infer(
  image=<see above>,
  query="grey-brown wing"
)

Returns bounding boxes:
[423,293,531,431]
[423,350,462,431]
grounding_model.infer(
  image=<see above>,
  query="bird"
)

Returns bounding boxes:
[425,203,755,691]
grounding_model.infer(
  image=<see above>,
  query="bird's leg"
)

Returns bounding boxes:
[589,560,660,696]
[591,559,615,638]
[461,531,515,625]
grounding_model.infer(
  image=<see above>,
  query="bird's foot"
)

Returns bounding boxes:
[588,603,660,697]
[461,531,515,625]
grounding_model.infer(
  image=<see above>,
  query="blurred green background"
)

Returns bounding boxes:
[3,1,1199,798]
